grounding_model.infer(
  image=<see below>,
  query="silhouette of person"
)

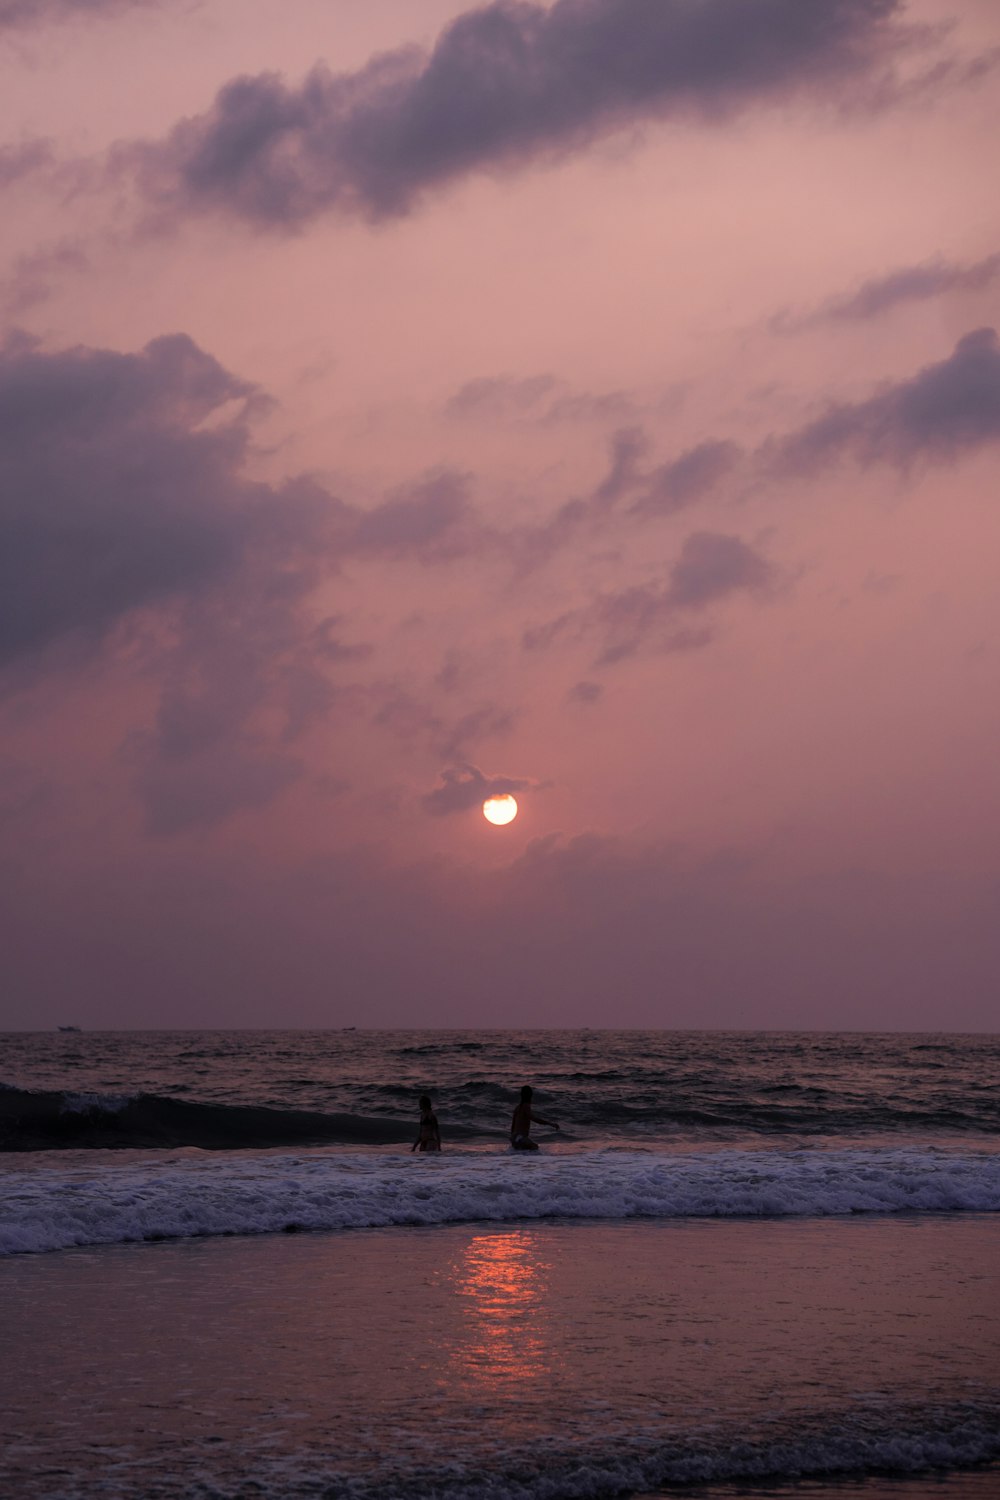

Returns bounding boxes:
[510,1085,559,1150]
[412,1094,442,1152]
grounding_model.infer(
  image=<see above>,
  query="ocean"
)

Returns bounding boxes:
[1,1029,998,1500]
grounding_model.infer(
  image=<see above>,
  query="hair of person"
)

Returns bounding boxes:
[419,1095,432,1110]
[520,1085,532,1100]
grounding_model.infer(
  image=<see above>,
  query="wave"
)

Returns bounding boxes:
[0,1087,470,1152]
[276,1402,1000,1500]
[16,1399,997,1499]
[3,1145,998,1256]
[3,1057,998,1149]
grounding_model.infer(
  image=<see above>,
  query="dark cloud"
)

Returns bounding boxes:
[594,530,774,661]
[132,742,304,837]
[523,530,775,666]
[127,0,906,229]
[0,0,156,31]
[522,611,575,653]
[631,438,741,516]
[774,252,1000,332]
[422,762,534,818]
[511,426,651,573]
[351,470,476,561]
[664,529,774,608]
[0,138,56,187]
[0,332,376,829]
[446,373,558,420]
[569,679,602,704]
[0,332,269,667]
[520,425,736,576]
[437,704,516,762]
[769,326,1000,473]
[367,685,515,766]
[541,388,638,427]
[0,334,491,678]
[859,40,1000,113]
[1,238,90,315]
[446,372,638,428]
[592,425,648,508]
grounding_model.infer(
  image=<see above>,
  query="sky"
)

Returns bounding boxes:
[1,0,998,1032]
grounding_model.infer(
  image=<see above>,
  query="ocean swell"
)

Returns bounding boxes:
[0,1087,455,1152]
[2,1145,998,1255]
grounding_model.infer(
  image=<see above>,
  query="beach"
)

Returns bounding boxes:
[1,1029,998,1498]
[2,1213,998,1498]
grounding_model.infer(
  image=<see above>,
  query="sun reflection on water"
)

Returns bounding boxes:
[449,1230,552,1391]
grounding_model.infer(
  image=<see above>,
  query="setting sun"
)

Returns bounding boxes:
[483,795,518,826]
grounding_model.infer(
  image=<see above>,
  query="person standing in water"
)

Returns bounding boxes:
[412,1094,442,1152]
[510,1085,559,1150]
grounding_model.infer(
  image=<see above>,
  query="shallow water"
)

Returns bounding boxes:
[2,1028,997,1498]
[2,1216,997,1499]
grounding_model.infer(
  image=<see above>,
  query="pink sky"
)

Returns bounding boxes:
[1,0,998,1030]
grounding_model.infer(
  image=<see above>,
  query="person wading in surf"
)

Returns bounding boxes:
[510,1085,559,1151]
[412,1094,442,1152]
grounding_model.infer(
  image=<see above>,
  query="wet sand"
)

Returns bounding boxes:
[2,1215,998,1499]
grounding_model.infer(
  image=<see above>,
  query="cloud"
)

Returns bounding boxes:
[0,331,273,667]
[127,0,907,229]
[523,529,776,665]
[774,252,1000,331]
[446,373,558,420]
[351,470,477,561]
[591,425,648,507]
[518,425,737,576]
[0,138,56,187]
[594,530,776,661]
[422,762,535,817]
[509,426,651,574]
[769,326,1000,473]
[1,238,90,315]
[0,0,157,31]
[0,333,496,681]
[664,529,775,608]
[0,331,375,829]
[132,741,304,837]
[446,371,638,428]
[437,704,516,762]
[631,438,741,516]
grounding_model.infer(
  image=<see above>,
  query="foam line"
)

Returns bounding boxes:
[3,1145,998,1255]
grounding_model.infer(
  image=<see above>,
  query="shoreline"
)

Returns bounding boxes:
[3,1215,997,1499]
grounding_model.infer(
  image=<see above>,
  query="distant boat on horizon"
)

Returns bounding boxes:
[57,1025,82,1033]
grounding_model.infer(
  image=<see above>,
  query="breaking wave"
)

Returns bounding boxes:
[254,1402,1000,1500]
[0,1087,463,1153]
[3,1144,998,1255]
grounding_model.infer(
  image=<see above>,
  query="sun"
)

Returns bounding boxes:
[483,794,518,826]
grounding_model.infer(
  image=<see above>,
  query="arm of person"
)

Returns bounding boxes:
[530,1111,559,1129]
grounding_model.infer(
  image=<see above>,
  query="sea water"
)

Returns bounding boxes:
[1,1030,998,1499]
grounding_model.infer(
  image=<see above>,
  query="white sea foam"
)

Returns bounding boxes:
[1,1145,998,1256]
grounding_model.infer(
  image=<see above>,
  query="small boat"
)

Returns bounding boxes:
[57,1025,82,1033]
